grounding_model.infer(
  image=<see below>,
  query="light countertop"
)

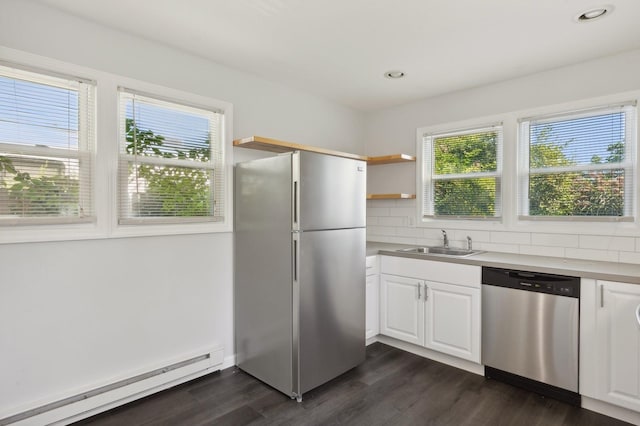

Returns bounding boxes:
[367,241,640,284]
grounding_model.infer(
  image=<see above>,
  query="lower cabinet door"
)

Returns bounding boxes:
[380,274,424,346]
[424,281,480,363]
[596,280,640,412]
[365,273,379,339]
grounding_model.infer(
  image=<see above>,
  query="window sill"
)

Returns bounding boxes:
[111,220,232,239]
[0,219,232,244]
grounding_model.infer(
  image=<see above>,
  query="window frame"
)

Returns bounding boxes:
[517,103,636,222]
[111,81,233,238]
[419,122,503,221]
[116,87,226,226]
[0,62,96,226]
[0,49,233,244]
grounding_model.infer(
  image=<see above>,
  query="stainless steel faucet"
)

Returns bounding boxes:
[467,236,472,251]
[441,229,449,248]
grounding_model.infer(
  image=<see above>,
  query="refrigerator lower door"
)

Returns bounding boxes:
[295,227,366,395]
[235,154,293,396]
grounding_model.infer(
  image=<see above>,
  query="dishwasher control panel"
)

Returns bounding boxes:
[482,267,580,298]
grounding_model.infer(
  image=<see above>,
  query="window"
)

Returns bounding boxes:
[519,103,636,220]
[421,124,502,219]
[118,88,225,224]
[0,64,95,225]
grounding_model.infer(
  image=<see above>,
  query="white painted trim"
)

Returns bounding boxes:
[414,89,640,237]
[375,334,484,376]
[0,46,234,244]
[3,346,224,426]
[582,396,640,425]
[221,354,237,370]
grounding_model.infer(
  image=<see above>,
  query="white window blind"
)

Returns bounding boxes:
[118,88,225,224]
[422,125,502,219]
[519,103,636,220]
[0,64,95,225]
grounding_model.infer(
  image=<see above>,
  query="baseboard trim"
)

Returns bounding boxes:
[581,396,640,425]
[2,346,224,426]
[374,335,484,376]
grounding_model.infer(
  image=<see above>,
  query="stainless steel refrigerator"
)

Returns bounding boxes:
[234,150,366,401]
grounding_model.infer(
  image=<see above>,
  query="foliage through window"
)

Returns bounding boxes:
[120,89,224,224]
[0,64,95,224]
[519,104,635,219]
[422,125,502,218]
[118,89,225,224]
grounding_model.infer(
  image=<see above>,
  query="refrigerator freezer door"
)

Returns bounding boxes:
[297,227,366,394]
[235,154,294,396]
[297,151,366,231]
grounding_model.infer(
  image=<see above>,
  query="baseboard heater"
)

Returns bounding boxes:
[1,348,223,426]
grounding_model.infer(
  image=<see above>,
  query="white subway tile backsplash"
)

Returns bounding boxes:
[531,233,579,248]
[519,245,565,258]
[366,226,397,236]
[366,204,640,264]
[368,235,419,245]
[367,208,390,217]
[490,232,531,245]
[366,235,396,244]
[451,230,491,243]
[580,235,635,252]
[415,238,443,247]
[390,236,422,245]
[477,242,520,254]
[367,200,395,208]
[620,251,640,264]
[564,248,619,263]
[396,199,416,208]
[378,216,407,227]
[397,227,424,238]
[390,206,416,215]
[424,228,447,240]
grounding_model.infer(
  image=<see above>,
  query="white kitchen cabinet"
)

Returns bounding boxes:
[379,256,481,363]
[365,256,379,340]
[424,280,481,363]
[380,274,424,346]
[582,279,640,412]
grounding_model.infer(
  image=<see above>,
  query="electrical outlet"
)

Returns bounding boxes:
[407,216,415,227]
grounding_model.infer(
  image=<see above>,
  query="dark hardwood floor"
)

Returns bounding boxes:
[74,343,631,426]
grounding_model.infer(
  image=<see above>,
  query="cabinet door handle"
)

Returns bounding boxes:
[424,284,428,301]
[636,304,640,327]
[417,283,421,300]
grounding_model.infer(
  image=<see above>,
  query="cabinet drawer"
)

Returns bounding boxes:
[380,255,480,288]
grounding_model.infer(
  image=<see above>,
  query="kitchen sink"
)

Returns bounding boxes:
[396,246,482,257]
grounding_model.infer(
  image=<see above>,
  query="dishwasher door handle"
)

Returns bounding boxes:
[636,304,640,327]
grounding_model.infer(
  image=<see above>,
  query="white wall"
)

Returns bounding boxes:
[365,49,640,264]
[0,0,364,418]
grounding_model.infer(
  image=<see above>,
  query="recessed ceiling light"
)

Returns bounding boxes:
[575,6,612,22]
[384,70,405,79]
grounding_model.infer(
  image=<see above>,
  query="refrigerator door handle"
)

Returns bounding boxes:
[291,232,301,399]
[293,180,298,225]
[293,238,298,281]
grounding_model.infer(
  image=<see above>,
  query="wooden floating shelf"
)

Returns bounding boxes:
[367,193,416,200]
[233,136,367,161]
[366,154,416,165]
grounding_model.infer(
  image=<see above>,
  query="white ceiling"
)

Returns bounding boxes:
[36,0,640,111]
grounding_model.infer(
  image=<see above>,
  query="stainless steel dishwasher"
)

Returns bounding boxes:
[482,266,581,405]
